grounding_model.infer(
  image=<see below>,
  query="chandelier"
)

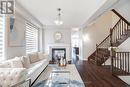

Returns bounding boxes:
[54,8,63,25]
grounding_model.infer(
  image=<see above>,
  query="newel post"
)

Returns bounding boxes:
[110,28,113,47]
[110,28,114,74]
[96,44,98,65]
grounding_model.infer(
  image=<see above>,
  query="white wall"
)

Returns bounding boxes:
[44,26,71,60]
[5,2,44,59]
[114,0,130,22]
[82,11,112,60]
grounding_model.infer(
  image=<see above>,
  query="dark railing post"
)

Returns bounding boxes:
[96,44,98,65]
[110,28,113,47]
[110,28,114,74]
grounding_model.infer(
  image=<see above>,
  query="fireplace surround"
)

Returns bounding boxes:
[52,48,66,62]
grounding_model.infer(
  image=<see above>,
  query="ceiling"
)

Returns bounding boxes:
[17,0,108,29]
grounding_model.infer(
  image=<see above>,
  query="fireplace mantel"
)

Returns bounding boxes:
[48,43,70,47]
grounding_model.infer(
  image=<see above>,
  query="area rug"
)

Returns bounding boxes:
[33,64,85,87]
[32,79,85,87]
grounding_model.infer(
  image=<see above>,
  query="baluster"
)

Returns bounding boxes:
[118,23,120,39]
[127,24,129,34]
[125,52,127,74]
[121,53,122,73]
[125,23,127,34]
[116,28,118,42]
[119,53,121,73]
[115,52,117,70]
[120,53,122,72]
[123,21,125,35]
[110,28,113,46]
[119,20,122,39]
[96,44,98,65]
[117,52,119,70]
[115,30,117,43]
[122,53,124,74]
[128,53,130,73]
[116,24,118,40]
[124,22,126,34]
[117,24,120,40]
[121,20,123,35]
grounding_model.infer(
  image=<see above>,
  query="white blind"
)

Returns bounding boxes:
[26,22,39,54]
[0,16,4,61]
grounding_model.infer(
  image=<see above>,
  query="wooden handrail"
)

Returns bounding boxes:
[112,18,121,29]
[112,9,130,26]
[97,34,110,47]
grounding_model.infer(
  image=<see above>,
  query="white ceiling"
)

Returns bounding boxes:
[17,0,108,28]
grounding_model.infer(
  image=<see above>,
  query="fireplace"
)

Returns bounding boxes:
[52,48,66,62]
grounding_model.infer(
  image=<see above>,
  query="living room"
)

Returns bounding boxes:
[0,0,130,87]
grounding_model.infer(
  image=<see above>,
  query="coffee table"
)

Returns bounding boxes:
[32,64,85,87]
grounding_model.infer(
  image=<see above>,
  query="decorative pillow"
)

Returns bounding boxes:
[43,53,49,59]
[21,56,30,68]
[11,58,23,68]
[38,52,44,60]
[28,52,40,63]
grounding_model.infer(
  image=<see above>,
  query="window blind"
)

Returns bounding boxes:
[0,16,4,61]
[26,22,39,54]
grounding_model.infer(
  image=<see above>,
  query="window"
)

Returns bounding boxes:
[26,22,39,54]
[0,16,4,61]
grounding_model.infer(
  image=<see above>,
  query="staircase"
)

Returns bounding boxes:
[88,9,130,67]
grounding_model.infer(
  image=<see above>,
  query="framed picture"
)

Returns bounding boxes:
[8,13,25,47]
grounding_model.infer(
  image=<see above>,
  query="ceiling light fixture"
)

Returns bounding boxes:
[54,8,63,25]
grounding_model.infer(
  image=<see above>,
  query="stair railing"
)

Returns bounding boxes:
[112,52,130,75]
[111,9,130,76]
[89,9,130,67]
[111,9,130,46]
[111,19,130,46]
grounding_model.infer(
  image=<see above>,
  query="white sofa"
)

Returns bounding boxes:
[0,52,49,87]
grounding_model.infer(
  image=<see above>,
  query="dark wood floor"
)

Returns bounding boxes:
[75,60,130,87]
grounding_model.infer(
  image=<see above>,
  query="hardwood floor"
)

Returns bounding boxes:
[75,60,130,87]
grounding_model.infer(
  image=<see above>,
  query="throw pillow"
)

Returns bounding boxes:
[21,56,30,68]
[38,52,49,60]
[28,52,40,63]
[11,57,23,68]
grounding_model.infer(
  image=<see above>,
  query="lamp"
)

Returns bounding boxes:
[54,8,63,25]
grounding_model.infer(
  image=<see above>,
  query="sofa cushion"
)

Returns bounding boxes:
[27,61,42,76]
[11,57,23,68]
[0,61,11,68]
[0,60,11,68]
[26,58,49,83]
[28,52,40,63]
[0,68,27,87]
[21,56,30,68]
[38,52,49,60]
